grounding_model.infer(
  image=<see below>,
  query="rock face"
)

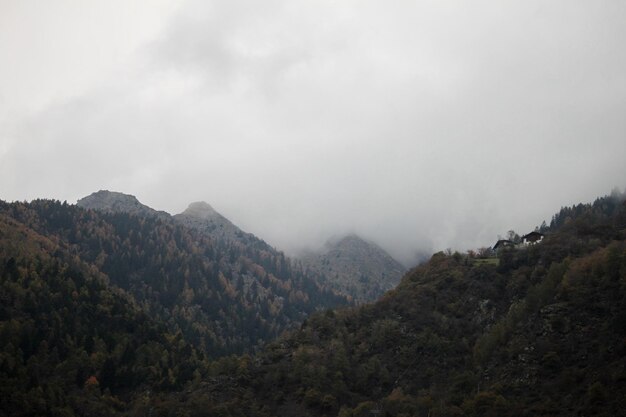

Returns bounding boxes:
[302,234,406,303]
[77,190,170,220]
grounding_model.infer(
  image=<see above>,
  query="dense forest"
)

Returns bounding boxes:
[0,199,347,416]
[1,191,625,416]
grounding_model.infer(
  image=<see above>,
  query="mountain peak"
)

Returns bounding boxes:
[303,233,406,303]
[175,200,254,244]
[76,190,169,219]
[175,201,274,251]
[77,190,140,209]
[333,233,369,247]
[182,201,220,219]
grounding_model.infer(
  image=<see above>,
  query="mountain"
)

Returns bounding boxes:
[80,190,350,320]
[144,190,626,417]
[2,190,625,416]
[0,196,348,354]
[77,189,169,220]
[301,234,406,302]
[0,195,350,415]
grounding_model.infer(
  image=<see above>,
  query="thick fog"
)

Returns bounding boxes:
[1,0,626,266]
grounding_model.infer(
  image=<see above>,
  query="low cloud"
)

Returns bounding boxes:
[2,0,626,266]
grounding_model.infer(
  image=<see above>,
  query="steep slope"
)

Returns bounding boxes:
[0,199,348,359]
[302,234,406,302]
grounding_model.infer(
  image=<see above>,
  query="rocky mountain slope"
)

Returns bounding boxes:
[301,234,406,302]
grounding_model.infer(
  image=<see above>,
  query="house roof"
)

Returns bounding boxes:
[521,231,544,239]
[521,232,545,244]
[493,239,514,250]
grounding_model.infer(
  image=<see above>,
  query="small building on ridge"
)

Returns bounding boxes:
[493,239,515,251]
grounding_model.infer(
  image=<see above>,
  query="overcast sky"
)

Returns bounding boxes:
[1,0,625,266]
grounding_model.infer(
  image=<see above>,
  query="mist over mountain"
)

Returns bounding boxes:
[2,1,626,415]
[3,2,625,267]
[301,234,406,303]
[77,190,407,303]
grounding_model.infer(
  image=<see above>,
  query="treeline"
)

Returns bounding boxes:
[548,188,626,232]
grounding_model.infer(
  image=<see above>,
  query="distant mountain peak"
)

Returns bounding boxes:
[331,233,371,247]
[302,233,406,302]
[182,201,221,219]
[76,190,169,219]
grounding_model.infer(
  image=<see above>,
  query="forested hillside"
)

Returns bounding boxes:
[1,199,347,356]
[144,191,626,417]
[0,208,211,416]
[0,198,349,416]
[1,191,625,417]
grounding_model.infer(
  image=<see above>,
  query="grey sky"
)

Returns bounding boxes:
[1,0,625,266]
